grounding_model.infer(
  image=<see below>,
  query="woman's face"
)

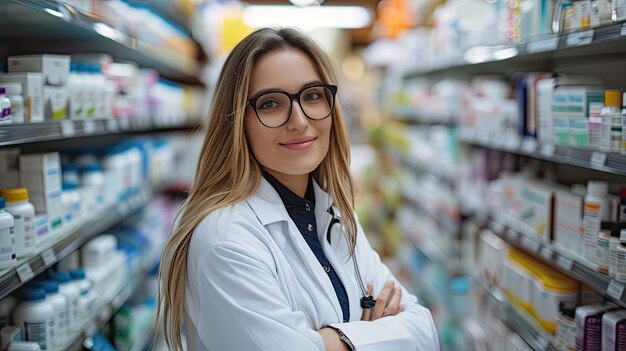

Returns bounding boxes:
[245,48,332,180]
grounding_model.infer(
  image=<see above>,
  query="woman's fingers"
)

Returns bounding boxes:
[384,287,402,316]
[371,281,395,320]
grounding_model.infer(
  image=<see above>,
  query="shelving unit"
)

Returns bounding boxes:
[485,219,626,310]
[405,23,626,79]
[0,0,202,85]
[0,187,152,301]
[0,119,199,147]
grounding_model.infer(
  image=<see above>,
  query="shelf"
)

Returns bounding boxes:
[0,187,152,301]
[473,275,560,351]
[402,195,460,234]
[460,131,626,177]
[0,0,202,85]
[387,147,456,185]
[391,106,457,127]
[0,119,199,148]
[405,23,626,79]
[486,219,626,310]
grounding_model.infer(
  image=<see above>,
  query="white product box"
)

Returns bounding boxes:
[602,310,626,351]
[19,152,60,172]
[554,189,585,256]
[575,304,620,351]
[8,55,70,86]
[0,73,43,122]
[29,191,63,232]
[43,85,68,120]
[19,169,62,194]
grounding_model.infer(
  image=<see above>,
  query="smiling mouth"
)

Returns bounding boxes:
[279,137,317,150]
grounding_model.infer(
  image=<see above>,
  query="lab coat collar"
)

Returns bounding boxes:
[248,177,339,226]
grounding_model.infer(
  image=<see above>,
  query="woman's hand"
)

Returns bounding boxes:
[361,281,403,321]
[318,328,349,351]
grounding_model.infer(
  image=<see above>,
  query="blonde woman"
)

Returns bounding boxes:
[159,28,439,351]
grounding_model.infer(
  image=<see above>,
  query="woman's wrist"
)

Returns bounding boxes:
[319,326,353,351]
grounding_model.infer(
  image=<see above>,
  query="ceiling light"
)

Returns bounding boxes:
[289,0,324,5]
[243,6,372,30]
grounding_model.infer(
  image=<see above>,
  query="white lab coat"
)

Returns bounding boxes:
[184,178,439,351]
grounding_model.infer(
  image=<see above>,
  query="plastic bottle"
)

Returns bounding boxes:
[82,65,96,119]
[38,281,67,349]
[52,272,79,336]
[601,90,622,153]
[60,181,80,224]
[1,83,25,123]
[103,149,125,203]
[1,189,35,258]
[67,63,84,120]
[0,88,12,125]
[609,230,626,278]
[597,231,611,274]
[13,288,54,351]
[0,198,16,269]
[81,164,105,210]
[583,181,612,264]
[69,269,92,326]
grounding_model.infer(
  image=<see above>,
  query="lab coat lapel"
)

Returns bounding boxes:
[247,179,343,322]
[313,182,362,322]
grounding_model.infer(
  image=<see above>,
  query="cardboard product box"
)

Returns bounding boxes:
[8,54,70,86]
[19,153,61,172]
[43,85,68,120]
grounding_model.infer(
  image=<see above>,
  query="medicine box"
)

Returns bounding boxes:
[602,310,626,351]
[0,73,43,122]
[8,55,70,86]
[19,153,61,172]
[554,189,584,256]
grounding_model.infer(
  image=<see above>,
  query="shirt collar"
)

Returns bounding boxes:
[261,169,315,209]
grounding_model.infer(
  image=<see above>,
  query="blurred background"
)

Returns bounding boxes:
[3,0,626,350]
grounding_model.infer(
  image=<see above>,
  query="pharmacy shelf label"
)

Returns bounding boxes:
[591,152,607,166]
[106,119,119,132]
[520,236,541,253]
[540,247,554,260]
[84,120,96,134]
[16,263,34,282]
[540,144,556,157]
[607,280,626,300]
[556,256,574,271]
[60,120,75,137]
[41,248,57,267]
[566,30,594,47]
[621,23,626,36]
[526,37,559,54]
[521,137,538,154]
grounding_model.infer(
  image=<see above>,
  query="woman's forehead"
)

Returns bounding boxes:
[248,48,322,95]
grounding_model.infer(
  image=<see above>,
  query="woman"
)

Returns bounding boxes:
[159,28,439,351]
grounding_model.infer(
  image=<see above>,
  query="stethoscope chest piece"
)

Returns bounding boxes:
[360,295,376,309]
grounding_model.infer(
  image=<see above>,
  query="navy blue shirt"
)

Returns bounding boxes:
[262,171,350,322]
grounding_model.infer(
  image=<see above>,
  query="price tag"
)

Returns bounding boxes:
[591,152,607,166]
[505,136,521,151]
[60,120,75,137]
[621,23,626,36]
[506,228,520,241]
[521,236,541,252]
[84,120,96,134]
[540,247,554,260]
[566,30,594,47]
[521,137,538,154]
[526,37,559,53]
[556,256,574,271]
[41,248,57,267]
[16,263,34,282]
[607,280,626,300]
[106,119,119,132]
[541,144,556,157]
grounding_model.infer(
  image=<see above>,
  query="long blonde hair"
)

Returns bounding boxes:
[158,27,357,350]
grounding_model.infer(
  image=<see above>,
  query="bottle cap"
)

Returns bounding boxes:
[605,90,622,107]
[0,197,4,209]
[82,163,102,173]
[53,271,71,283]
[62,180,78,191]
[70,269,85,280]
[587,181,608,196]
[23,288,46,301]
[0,188,29,203]
[40,281,59,294]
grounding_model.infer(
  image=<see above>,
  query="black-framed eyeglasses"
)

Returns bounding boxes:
[247,84,337,128]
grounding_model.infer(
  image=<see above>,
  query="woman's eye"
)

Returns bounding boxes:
[304,92,322,101]
[259,100,279,110]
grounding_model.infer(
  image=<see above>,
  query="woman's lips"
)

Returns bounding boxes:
[280,138,316,150]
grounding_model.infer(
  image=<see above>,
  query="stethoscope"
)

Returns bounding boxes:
[326,207,377,310]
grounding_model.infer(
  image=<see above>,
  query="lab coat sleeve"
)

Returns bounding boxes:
[329,219,440,351]
[191,240,326,351]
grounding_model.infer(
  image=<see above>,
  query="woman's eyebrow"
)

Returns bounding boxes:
[250,80,324,97]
